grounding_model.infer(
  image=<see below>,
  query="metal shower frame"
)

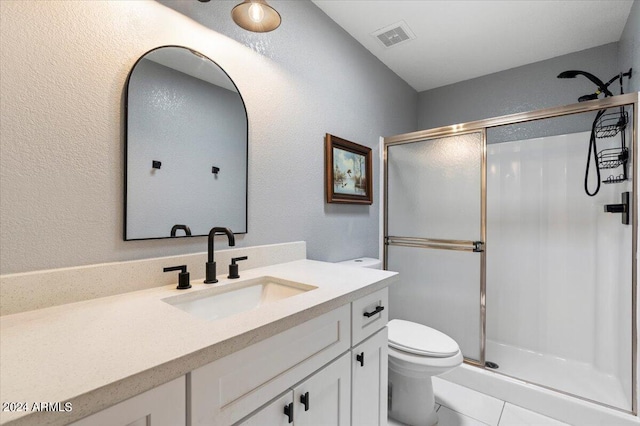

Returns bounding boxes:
[382,92,639,414]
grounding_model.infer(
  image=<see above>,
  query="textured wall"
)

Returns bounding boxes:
[417,43,621,131]
[619,0,640,94]
[0,0,417,274]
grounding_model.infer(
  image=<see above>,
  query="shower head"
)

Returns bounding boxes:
[578,93,599,102]
[557,70,614,98]
[557,70,581,79]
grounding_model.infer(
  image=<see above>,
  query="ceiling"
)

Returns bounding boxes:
[312,0,634,92]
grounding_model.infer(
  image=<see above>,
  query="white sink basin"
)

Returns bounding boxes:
[162,276,317,322]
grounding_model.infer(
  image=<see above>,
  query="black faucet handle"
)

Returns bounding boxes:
[163,265,186,274]
[163,265,192,290]
[228,256,248,279]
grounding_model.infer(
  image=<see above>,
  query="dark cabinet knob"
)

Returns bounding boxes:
[284,402,293,423]
[300,391,310,411]
[356,352,364,367]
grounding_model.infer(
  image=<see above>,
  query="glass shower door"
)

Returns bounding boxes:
[385,131,485,362]
[485,106,634,410]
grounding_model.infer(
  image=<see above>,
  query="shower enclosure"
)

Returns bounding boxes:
[383,93,638,415]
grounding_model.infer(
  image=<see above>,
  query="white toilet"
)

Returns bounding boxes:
[339,257,463,426]
[387,319,463,426]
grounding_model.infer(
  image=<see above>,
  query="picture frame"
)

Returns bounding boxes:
[325,134,373,204]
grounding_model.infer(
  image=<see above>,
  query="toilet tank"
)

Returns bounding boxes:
[338,257,382,269]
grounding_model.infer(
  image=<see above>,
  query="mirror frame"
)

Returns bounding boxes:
[123,45,248,241]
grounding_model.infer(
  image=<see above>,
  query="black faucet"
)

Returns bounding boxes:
[204,227,235,283]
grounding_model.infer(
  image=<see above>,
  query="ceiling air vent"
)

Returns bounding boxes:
[371,21,416,48]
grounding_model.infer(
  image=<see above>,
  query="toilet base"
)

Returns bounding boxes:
[388,367,438,426]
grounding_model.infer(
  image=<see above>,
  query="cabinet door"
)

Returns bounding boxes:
[236,391,293,426]
[351,327,388,426]
[293,352,351,426]
[70,377,185,426]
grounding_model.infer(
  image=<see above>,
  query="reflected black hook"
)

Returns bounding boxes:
[170,224,192,237]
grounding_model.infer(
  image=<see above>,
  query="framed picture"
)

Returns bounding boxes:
[325,134,373,204]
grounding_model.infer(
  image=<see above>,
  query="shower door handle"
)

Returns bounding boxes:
[387,236,485,253]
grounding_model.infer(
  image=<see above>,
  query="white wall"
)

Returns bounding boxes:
[0,0,417,274]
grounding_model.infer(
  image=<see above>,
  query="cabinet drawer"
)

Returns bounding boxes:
[190,304,351,426]
[351,287,388,346]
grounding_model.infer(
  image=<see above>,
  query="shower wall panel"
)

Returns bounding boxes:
[486,130,632,407]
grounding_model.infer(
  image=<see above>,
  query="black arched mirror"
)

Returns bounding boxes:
[124,46,248,240]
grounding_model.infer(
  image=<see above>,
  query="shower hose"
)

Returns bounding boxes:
[584,110,605,196]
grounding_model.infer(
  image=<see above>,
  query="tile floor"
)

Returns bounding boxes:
[388,377,571,426]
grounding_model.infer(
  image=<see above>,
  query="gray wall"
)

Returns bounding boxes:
[417,43,622,131]
[619,0,640,94]
[0,0,417,274]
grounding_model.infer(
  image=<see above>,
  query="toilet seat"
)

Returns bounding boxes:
[388,319,460,358]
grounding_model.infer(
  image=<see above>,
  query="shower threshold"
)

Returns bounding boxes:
[486,339,630,410]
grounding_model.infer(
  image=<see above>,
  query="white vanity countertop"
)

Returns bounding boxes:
[0,259,397,426]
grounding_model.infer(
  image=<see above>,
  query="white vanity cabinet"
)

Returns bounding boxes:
[70,376,186,426]
[190,287,390,426]
[238,352,351,426]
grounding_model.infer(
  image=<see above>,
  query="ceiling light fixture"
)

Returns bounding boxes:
[231,0,281,33]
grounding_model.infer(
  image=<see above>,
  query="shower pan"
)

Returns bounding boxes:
[383,93,638,422]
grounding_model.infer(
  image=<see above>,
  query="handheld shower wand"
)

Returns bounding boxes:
[557,69,632,102]
[557,70,614,99]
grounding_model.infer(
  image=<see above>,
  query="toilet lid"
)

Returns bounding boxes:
[388,319,460,358]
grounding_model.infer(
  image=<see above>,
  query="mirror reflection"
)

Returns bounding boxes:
[125,46,248,240]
